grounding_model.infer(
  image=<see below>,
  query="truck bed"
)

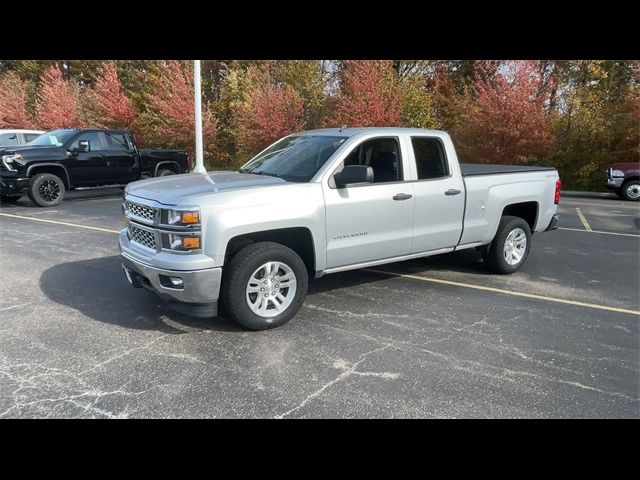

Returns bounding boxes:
[460,164,556,176]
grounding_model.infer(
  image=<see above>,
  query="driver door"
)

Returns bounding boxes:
[67,132,109,185]
[322,136,414,270]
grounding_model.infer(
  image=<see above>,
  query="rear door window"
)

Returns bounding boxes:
[104,132,131,151]
[0,132,20,146]
[411,137,449,179]
[24,133,42,143]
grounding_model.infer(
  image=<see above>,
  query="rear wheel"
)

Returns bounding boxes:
[0,194,22,204]
[28,173,65,207]
[221,242,308,330]
[620,180,640,201]
[157,169,175,177]
[483,216,532,274]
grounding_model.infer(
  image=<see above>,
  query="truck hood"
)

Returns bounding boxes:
[610,162,640,173]
[0,145,62,157]
[125,170,288,205]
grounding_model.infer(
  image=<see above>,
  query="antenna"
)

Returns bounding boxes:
[339,125,347,132]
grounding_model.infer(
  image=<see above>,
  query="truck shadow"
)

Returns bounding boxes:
[309,249,488,295]
[40,251,488,332]
[39,256,243,333]
[0,188,123,209]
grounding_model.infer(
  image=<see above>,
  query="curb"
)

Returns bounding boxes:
[560,190,617,199]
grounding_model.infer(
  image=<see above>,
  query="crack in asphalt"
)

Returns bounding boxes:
[275,344,396,419]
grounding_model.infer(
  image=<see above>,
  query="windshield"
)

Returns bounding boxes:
[240,135,347,182]
[29,129,76,147]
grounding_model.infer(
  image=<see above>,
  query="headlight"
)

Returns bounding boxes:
[611,169,625,178]
[167,209,200,225]
[165,233,201,251]
[1,154,21,171]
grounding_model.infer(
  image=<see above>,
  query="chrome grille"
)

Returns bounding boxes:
[128,224,157,250]
[125,201,156,222]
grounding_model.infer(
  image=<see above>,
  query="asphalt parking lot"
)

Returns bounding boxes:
[1,189,638,418]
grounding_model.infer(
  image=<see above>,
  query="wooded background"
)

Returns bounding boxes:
[0,60,638,190]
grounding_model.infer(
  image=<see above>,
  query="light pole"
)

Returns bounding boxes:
[193,60,206,174]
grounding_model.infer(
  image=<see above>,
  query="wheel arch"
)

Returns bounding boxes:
[27,163,71,189]
[154,161,181,176]
[501,201,538,231]
[223,227,316,275]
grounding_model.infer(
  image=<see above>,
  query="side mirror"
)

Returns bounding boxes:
[334,165,374,187]
[78,140,90,153]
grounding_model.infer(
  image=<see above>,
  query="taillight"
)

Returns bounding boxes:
[554,179,561,204]
[186,152,193,171]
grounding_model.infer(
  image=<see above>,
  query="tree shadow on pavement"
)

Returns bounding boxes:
[39,255,243,334]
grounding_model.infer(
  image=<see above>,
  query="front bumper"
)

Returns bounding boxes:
[606,177,624,190]
[119,227,222,318]
[0,175,30,195]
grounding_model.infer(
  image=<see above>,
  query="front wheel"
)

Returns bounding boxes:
[221,242,308,330]
[28,173,65,207]
[483,216,532,274]
[620,180,640,201]
[157,169,175,177]
[0,194,22,204]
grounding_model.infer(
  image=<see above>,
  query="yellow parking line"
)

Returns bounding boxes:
[0,212,120,234]
[3,211,639,316]
[365,269,640,317]
[576,208,592,231]
[558,227,639,238]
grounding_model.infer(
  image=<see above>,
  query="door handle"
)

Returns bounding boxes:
[445,189,461,196]
[393,193,412,201]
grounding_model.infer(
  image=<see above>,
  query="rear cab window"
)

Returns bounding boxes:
[104,132,131,151]
[411,137,450,180]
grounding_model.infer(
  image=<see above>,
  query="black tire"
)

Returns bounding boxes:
[221,241,308,331]
[620,180,640,201]
[0,194,22,204]
[27,173,65,207]
[483,215,532,274]
[157,169,175,177]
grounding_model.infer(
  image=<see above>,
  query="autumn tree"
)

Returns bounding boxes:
[140,61,217,159]
[551,60,640,189]
[453,60,553,164]
[34,64,82,130]
[236,83,305,156]
[400,74,440,129]
[324,60,403,127]
[84,61,137,130]
[0,72,34,128]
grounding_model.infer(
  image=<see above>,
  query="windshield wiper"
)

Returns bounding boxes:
[240,170,281,178]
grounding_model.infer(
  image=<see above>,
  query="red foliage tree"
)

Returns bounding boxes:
[143,61,217,157]
[325,60,402,127]
[85,61,137,129]
[35,64,82,130]
[454,61,553,164]
[0,72,33,129]
[236,83,305,154]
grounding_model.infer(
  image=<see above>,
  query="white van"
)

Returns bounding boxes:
[0,129,45,147]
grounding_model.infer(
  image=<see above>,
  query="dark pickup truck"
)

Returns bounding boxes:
[0,128,191,207]
[605,162,640,201]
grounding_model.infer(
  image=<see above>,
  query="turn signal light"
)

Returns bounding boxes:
[181,211,200,224]
[181,236,201,249]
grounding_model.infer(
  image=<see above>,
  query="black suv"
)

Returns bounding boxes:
[0,128,191,207]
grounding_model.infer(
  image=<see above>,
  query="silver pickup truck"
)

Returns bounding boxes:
[119,128,561,330]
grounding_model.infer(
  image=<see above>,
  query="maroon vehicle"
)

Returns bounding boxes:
[605,162,640,201]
